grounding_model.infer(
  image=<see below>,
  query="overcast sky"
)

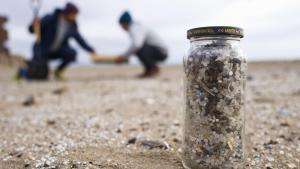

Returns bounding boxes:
[1,0,300,64]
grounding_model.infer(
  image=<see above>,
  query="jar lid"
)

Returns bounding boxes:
[187,26,244,39]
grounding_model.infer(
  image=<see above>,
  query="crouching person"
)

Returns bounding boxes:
[17,2,96,80]
[116,11,168,78]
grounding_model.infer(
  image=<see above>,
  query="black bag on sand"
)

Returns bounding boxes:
[26,42,49,80]
[27,61,49,80]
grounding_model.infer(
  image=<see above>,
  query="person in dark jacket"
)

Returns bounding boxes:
[21,2,96,80]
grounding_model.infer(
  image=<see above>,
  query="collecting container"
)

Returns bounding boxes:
[182,26,246,169]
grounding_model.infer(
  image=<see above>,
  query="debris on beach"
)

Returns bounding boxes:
[140,140,169,150]
[287,163,297,169]
[127,137,137,145]
[173,120,180,126]
[22,95,35,106]
[52,87,67,95]
[115,128,122,133]
[46,119,56,126]
[247,75,254,81]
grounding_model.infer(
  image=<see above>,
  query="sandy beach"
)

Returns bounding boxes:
[0,62,299,169]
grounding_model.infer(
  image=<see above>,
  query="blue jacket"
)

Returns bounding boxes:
[29,9,94,61]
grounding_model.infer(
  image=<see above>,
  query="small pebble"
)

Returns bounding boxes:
[115,128,122,133]
[287,163,297,169]
[47,120,56,126]
[52,87,67,95]
[266,140,278,145]
[140,140,169,150]
[145,98,155,105]
[172,138,181,143]
[247,75,254,81]
[71,163,78,168]
[280,122,290,127]
[22,95,35,106]
[173,120,180,126]
[127,137,137,145]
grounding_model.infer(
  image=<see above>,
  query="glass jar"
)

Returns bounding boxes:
[182,26,246,169]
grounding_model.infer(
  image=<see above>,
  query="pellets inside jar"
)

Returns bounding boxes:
[182,26,246,169]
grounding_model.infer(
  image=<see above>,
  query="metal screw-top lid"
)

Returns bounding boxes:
[187,26,244,39]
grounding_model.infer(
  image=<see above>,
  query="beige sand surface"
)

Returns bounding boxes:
[0,62,299,169]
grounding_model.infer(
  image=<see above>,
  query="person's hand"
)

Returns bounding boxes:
[90,52,98,62]
[115,56,128,64]
[91,53,120,63]
[32,17,41,42]
[32,17,40,26]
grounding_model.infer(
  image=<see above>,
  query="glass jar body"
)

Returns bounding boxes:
[182,37,246,169]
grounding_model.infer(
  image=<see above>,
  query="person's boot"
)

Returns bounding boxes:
[54,70,66,81]
[138,66,160,78]
[14,68,28,81]
[14,72,22,81]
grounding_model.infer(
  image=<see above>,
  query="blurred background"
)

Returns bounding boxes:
[1,0,300,65]
[1,1,300,169]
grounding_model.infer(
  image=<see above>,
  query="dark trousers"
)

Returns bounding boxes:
[19,45,76,80]
[48,46,77,72]
[136,44,167,71]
